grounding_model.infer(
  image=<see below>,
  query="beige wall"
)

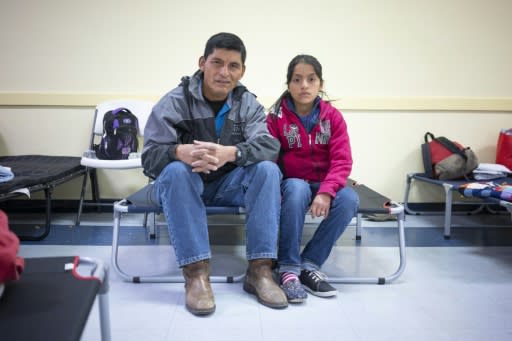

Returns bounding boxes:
[1,0,511,202]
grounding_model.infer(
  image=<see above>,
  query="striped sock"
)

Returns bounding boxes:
[281,272,299,285]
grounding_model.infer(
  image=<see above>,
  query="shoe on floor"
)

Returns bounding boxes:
[280,272,307,303]
[299,269,337,298]
[182,260,216,316]
[243,259,288,309]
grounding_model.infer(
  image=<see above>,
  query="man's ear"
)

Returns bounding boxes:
[198,56,206,71]
[240,65,246,78]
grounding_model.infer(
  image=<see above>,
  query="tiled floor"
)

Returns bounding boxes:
[12,211,512,341]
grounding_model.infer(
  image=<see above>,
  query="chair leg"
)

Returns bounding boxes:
[90,168,101,212]
[143,212,149,228]
[142,178,151,228]
[146,212,156,239]
[76,168,89,226]
[355,213,362,240]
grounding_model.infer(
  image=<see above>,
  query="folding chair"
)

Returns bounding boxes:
[77,99,154,226]
[111,180,406,285]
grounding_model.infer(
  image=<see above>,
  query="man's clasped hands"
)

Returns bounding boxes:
[176,140,237,174]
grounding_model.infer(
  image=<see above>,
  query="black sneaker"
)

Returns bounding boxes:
[299,269,337,297]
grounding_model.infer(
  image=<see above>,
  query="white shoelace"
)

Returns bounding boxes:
[308,270,328,282]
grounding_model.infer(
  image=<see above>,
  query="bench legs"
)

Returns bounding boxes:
[329,205,406,284]
[403,173,487,239]
[111,202,246,283]
[111,201,406,285]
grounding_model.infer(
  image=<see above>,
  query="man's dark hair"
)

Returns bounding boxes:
[204,32,247,64]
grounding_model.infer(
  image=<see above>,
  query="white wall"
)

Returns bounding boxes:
[2,0,512,98]
[1,0,511,202]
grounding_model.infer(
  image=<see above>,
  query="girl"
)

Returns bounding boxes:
[267,55,359,303]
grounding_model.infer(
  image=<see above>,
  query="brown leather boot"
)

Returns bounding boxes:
[182,260,215,316]
[243,259,288,309]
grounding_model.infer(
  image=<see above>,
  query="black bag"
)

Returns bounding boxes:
[421,132,478,180]
[94,108,139,160]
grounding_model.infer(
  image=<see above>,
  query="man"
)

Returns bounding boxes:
[142,32,287,315]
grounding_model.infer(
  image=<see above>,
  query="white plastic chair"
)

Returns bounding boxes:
[76,99,154,225]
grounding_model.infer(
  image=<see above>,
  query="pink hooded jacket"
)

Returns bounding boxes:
[266,97,353,198]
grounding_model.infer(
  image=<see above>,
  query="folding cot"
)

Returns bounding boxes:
[111,180,406,285]
[0,155,86,241]
[0,256,111,341]
[403,173,512,239]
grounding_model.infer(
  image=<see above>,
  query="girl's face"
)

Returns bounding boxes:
[287,63,322,108]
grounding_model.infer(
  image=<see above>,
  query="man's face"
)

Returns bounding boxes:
[199,48,245,101]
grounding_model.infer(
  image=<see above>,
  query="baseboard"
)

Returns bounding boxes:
[404,202,505,213]
[0,199,117,214]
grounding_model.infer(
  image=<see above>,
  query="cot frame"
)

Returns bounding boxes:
[403,173,512,239]
[0,155,86,241]
[111,182,406,285]
[0,256,110,341]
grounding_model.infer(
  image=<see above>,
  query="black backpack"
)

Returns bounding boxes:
[94,108,139,160]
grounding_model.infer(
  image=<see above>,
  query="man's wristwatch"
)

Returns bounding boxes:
[235,147,243,163]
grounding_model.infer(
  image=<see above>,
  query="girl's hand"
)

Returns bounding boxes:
[310,193,332,218]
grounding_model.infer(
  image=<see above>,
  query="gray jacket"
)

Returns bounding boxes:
[142,71,280,182]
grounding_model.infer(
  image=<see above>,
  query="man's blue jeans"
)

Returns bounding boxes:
[155,160,281,267]
[278,178,359,275]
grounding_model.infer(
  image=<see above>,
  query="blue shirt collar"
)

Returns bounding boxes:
[286,95,321,116]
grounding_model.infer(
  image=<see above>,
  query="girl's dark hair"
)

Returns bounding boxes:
[271,54,325,112]
[204,32,247,64]
[286,54,323,85]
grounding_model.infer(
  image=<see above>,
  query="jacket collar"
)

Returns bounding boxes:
[189,70,247,105]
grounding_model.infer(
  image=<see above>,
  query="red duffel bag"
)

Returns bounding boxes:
[496,129,512,170]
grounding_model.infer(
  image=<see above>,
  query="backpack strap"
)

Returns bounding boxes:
[424,132,435,143]
[435,137,467,160]
[421,141,434,178]
[424,132,467,160]
[112,107,129,115]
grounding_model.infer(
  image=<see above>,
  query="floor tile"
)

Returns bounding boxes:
[10,212,512,341]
